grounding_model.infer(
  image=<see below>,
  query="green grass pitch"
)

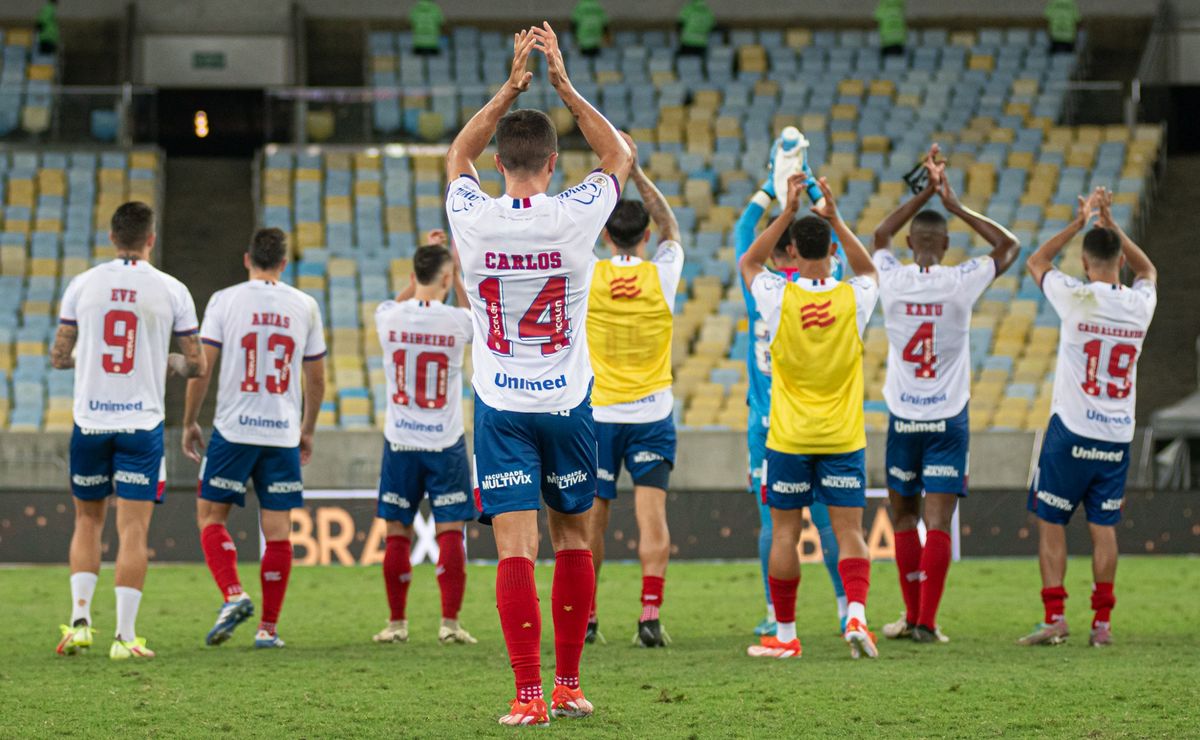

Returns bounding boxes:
[2,557,1197,737]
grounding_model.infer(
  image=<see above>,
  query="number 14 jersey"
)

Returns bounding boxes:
[200,280,326,448]
[874,250,996,422]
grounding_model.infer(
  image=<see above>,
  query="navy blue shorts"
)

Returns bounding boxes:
[1027,415,1130,526]
[885,406,970,497]
[378,435,475,525]
[472,391,597,521]
[763,447,867,509]
[69,423,165,503]
[596,415,676,499]
[198,428,304,511]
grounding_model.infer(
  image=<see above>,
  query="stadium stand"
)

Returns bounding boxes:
[0,27,60,139]
[260,26,1164,434]
[0,147,162,431]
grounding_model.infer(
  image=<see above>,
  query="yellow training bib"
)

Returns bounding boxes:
[587,259,673,407]
[767,281,866,454]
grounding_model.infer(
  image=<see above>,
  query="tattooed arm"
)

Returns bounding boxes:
[630,161,681,246]
[50,324,77,369]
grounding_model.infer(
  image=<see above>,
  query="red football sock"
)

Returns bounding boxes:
[767,576,799,624]
[258,539,292,634]
[640,575,665,621]
[838,557,871,608]
[1091,583,1115,626]
[497,557,542,701]
[1042,586,1068,624]
[436,531,466,620]
[200,523,243,600]
[552,549,594,689]
[383,535,412,621]
[893,529,923,625]
[917,530,952,628]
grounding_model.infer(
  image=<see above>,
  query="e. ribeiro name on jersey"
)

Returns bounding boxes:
[446,169,620,413]
[874,250,996,421]
[375,298,473,449]
[1042,270,1156,443]
[59,258,199,430]
[200,280,326,448]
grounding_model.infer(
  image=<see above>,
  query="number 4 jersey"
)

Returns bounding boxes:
[1042,270,1156,443]
[374,298,473,449]
[874,250,996,421]
[199,280,326,448]
[59,258,199,431]
[446,170,620,413]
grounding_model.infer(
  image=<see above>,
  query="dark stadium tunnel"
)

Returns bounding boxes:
[154,89,283,157]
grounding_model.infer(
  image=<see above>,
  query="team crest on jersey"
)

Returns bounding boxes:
[609,275,641,299]
[800,300,835,329]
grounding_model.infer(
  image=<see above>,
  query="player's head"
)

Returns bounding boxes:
[602,200,650,255]
[109,201,156,256]
[494,109,559,185]
[788,216,836,262]
[770,227,800,268]
[1082,226,1124,277]
[413,243,454,293]
[245,228,289,275]
[907,210,949,266]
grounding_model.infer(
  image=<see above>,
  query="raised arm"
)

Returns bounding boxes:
[1096,187,1156,284]
[740,174,805,288]
[630,159,680,245]
[444,30,535,183]
[299,359,326,466]
[1027,191,1097,287]
[533,22,633,186]
[937,177,1021,276]
[874,144,940,251]
[810,176,876,284]
[734,190,770,260]
[181,343,220,463]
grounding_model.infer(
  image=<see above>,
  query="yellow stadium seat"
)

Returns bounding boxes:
[786,28,812,48]
[130,151,159,170]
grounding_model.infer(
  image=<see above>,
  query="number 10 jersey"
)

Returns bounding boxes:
[446,170,620,413]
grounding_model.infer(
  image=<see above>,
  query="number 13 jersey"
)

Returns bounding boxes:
[375,298,472,449]
[446,170,620,413]
[199,280,326,448]
[874,250,996,422]
[59,258,199,431]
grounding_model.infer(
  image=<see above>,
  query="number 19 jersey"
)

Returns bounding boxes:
[199,280,326,448]
[58,258,199,431]
[375,298,473,449]
[1042,270,1156,443]
[446,170,620,413]
[874,251,996,421]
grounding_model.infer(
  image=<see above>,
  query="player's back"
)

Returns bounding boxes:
[375,298,472,450]
[202,280,325,448]
[61,258,197,430]
[446,171,619,412]
[1043,271,1156,442]
[875,253,995,420]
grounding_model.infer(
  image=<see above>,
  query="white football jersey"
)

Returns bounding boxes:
[59,258,198,430]
[375,298,473,449]
[1043,270,1156,443]
[199,280,326,448]
[446,170,620,412]
[874,251,996,420]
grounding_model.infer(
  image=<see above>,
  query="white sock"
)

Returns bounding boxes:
[837,595,849,620]
[766,604,776,622]
[114,587,142,642]
[847,601,866,625]
[776,621,797,643]
[70,572,98,625]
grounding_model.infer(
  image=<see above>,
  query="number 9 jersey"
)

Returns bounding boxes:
[58,258,199,430]
[199,280,326,448]
[446,170,620,413]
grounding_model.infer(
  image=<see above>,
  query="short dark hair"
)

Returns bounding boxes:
[789,216,833,260]
[772,228,793,258]
[605,200,649,249]
[110,201,155,250]
[495,109,557,174]
[912,210,948,232]
[249,228,288,270]
[1083,226,1121,262]
[413,244,452,285]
